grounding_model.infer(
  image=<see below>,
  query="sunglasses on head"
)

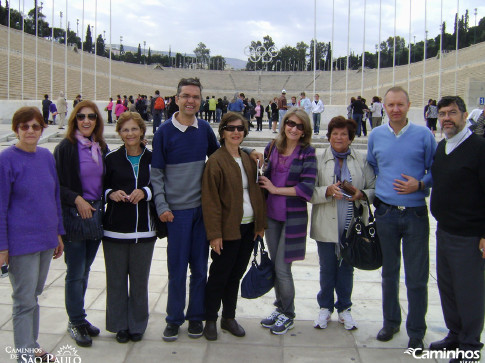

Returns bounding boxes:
[76,113,97,121]
[19,123,42,131]
[285,120,304,131]
[224,125,245,132]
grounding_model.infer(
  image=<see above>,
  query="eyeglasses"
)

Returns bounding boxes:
[120,127,141,134]
[18,123,42,131]
[76,113,97,121]
[438,110,459,118]
[178,94,201,101]
[285,120,304,131]
[224,125,245,132]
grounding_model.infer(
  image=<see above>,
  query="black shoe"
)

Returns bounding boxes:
[68,322,92,347]
[188,321,203,339]
[162,323,179,342]
[429,336,460,351]
[203,321,217,341]
[130,333,143,342]
[116,330,130,343]
[221,317,245,337]
[376,326,400,342]
[408,338,424,355]
[81,321,100,337]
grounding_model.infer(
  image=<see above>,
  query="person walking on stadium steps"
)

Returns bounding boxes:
[56,91,68,130]
[42,94,52,125]
[311,94,325,135]
[208,96,217,123]
[299,92,312,116]
[277,90,288,131]
[151,90,163,134]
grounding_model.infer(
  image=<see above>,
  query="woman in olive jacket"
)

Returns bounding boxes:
[201,112,266,341]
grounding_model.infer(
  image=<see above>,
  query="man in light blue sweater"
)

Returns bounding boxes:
[367,86,437,352]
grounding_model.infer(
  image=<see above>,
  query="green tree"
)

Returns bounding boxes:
[308,40,328,70]
[137,43,142,63]
[194,42,210,68]
[96,34,105,56]
[147,47,152,65]
[83,25,93,53]
[209,55,226,70]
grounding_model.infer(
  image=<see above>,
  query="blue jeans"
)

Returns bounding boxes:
[353,113,363,137]
[316,242,353,313]
[313,113,321,134]
[166,206,209,325]
[375,203,429,339]
[265,218,295,318]
[64,239,101,325]
[278,110,287,131]
[216,109,222,123]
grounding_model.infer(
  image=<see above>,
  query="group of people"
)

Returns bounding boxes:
[347,95,384,137]
[1,80,484,363]
[41,92,69,129]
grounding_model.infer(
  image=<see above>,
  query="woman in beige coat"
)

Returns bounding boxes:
[310,116,375,331]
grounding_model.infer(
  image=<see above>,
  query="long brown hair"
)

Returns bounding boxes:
[275,107,312,153]
[65,100,107,150]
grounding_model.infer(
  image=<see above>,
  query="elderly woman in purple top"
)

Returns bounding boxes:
[0,107,64,362]
[258,107,317,335]
[54,100,108,348]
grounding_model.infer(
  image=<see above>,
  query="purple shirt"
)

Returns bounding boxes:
[77,142,103,201]
[0,146,64,256]
[267,145,300,221]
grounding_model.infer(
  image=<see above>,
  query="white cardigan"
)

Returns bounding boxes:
[310,146,376,243]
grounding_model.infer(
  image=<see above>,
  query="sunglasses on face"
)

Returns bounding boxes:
[18,123,42,131]
[224,125,245,132]
[76,113,98,121]
[285,120,304,131]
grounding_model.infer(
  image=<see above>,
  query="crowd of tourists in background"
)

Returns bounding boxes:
[1,78,485,363]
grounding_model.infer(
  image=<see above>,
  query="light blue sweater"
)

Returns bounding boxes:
[367,123,437,207]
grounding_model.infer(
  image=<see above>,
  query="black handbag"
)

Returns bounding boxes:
[62,199,104,241]
[241,236,275,299]
[340,194,382,270]
[150,202,167,239]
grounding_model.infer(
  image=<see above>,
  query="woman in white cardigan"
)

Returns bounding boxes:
[310,116,375,331]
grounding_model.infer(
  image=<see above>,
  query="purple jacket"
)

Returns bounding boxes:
[264,142,317,262]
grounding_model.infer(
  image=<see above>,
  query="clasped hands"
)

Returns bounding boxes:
[109,189,145,204]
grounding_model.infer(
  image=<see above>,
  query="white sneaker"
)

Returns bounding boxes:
[338,308,358,330]
[313,308,331,329]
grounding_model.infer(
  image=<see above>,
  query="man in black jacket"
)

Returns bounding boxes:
[430,96,485,363]
[42,94,52,124]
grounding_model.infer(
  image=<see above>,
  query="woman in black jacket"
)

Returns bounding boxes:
[54,100,108,348]
[103,111,157,343]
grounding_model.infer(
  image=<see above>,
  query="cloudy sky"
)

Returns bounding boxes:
[29,0,485,60]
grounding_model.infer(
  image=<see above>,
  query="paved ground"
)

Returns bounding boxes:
[0,122,474,363]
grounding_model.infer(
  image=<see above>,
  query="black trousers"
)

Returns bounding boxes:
[205,223,255,321]
[256,117,263,131]
[42,109,49,124]
[436,228,485,352]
